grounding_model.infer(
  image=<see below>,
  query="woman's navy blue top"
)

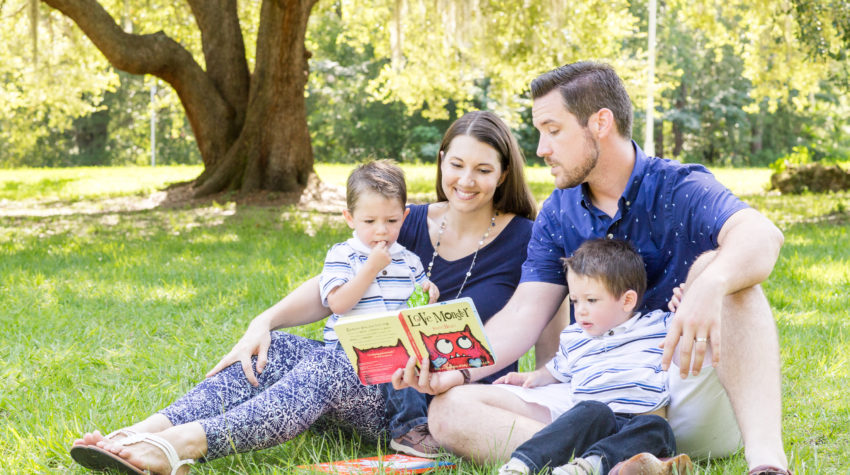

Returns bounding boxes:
[398,204,533,381]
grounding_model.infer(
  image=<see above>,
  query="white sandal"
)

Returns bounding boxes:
[105,428,139,441]
[69,427,144,474]
[118,432,195,475]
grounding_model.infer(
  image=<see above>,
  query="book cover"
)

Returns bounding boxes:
[296,454,455,474]
[334,297,495,385]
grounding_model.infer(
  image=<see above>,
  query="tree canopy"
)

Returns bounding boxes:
[2,0,848,176]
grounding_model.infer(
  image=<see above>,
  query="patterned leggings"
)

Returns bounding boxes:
[158,332,387,459]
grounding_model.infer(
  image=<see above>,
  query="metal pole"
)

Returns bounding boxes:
[150,80,157,167]
[645,0,656,157]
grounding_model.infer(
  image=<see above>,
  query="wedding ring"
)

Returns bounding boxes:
[695,337,709,343]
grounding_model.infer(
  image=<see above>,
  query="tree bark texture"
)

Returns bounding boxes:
[41,0,318,196]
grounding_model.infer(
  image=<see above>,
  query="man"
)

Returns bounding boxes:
[394,62,791,475]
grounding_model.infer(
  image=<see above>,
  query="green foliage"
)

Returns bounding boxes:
[2,0,850,169]
[0,1,205,168]
[305,5,453,163]
[792,0,850,61]
[770,146,814,174]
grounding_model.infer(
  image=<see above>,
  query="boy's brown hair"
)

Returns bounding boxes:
[346,159,407,211]
[563,239,647,307]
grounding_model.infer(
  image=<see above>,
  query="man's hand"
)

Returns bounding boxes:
[206,320,271,387]
[661,278,722,378]
[391,356,464,395]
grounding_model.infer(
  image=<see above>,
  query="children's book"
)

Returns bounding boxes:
[334,297,495,385]
[296,454,455,474]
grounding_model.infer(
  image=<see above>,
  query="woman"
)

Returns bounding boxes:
[70,111,537,474]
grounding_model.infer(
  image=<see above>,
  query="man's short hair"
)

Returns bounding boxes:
[531,61,633,139]
[346,159,407,211]
[563,238,647,306]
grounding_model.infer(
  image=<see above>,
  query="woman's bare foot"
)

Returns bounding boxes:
[110,423,207,475]
[72,430,107,447]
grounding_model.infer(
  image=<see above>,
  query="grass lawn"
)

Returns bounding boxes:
[0,164,847,474]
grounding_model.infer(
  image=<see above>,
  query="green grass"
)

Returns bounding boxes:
[1,165,847,473]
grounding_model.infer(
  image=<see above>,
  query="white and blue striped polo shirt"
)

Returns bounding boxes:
[546,309,673,414]
[319,233,427,347]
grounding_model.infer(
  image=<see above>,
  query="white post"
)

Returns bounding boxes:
[150,80,157,167]
[645,0,656,157]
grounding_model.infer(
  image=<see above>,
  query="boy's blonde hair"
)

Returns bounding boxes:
[563,239,647,307]
[346,159,407,211]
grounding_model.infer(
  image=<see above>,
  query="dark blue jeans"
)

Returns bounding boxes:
[379,384,430,439]
[380,363,517,439]
[511,400,676,474]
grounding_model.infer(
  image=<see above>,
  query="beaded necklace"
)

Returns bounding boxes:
[426,211,498,299]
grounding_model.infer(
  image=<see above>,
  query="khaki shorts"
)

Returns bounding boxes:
[667,363,742,458]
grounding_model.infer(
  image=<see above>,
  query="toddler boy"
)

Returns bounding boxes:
[320,160,439,349]
[496,239,692,475]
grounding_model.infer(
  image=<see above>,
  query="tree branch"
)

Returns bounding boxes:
[40,0,234,166]
[186,0,250,129]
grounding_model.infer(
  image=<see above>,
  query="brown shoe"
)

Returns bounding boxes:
[389,424,440,458]
[608,453,693,475]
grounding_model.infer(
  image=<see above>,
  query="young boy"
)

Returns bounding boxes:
[495,239,693,475]
[320,159,439,349]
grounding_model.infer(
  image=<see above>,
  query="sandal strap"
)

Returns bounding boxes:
[120,432,196,475]
[104,428,138,440]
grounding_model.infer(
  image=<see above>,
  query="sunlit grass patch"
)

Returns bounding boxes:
[0,165,201,201]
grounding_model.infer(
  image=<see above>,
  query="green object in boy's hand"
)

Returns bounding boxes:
[407,284,429,307]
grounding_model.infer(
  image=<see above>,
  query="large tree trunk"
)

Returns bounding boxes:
[194,0,315,195]
[41,0,317,197]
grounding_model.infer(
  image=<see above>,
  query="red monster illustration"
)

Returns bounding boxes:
[419,325,494,371]
[353,340,410,385]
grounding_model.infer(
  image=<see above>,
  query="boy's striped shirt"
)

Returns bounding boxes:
[319,234,427,347]
[545,309,672,414]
